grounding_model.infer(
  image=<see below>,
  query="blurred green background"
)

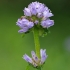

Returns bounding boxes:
[0,0,70,70]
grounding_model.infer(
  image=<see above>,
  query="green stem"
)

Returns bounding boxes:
[33,27,40,58]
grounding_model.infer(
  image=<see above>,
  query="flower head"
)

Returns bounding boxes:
[16,1,54,36]
[22,49,48,67]
[16,18,34,33]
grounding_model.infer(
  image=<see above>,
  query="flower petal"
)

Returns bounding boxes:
[18,27,29,33]
[41,19,54,28]
[40,49,48,63]
[23,54,32,63]
[43,11,53,18]
[31,51,39,62]
[24,8,31,16]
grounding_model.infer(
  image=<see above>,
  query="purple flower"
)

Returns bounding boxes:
[16,1,54,33]
[23,1,54,28]
[24,8,31,16]
[23,54,32,63]
[40,49,48,64]
[28,2,45,14]
[16,18,34,33]
[22,49,48,67]
[28,5,37,15]
[41,19,54,28]
[18,27,29,33]
[25,2,53,18]
[43,10,53,18]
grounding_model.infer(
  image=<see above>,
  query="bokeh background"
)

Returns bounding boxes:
[0,0,70,70]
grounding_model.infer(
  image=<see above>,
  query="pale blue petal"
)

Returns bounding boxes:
[23,54,32,63]
[40,49,48,63]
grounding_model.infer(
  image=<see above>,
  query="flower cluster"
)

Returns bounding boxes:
[23,49,48,67]
[16,18,34,33]
[16,1,54,34]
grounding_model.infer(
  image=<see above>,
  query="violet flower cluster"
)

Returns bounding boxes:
[23,49,48,67]
[16,1,54,33]
[16,1,54,69]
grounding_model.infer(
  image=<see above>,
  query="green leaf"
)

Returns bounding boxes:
[41,28,50,37]
[26,64,30,70]
[42,32,47,37]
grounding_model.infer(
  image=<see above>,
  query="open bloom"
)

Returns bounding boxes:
[16,18,34,33]
[41,19,54,28]
[24,2,53,18]
[22,49,48,67]
[16,1,54,34]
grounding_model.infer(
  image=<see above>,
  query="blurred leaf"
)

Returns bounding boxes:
[26,64,30,70]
